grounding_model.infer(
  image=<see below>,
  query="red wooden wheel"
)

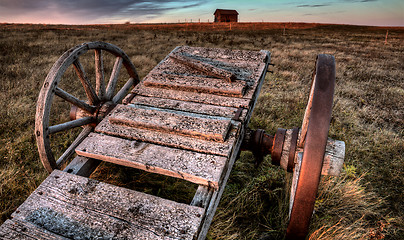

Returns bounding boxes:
[286,54,336,239]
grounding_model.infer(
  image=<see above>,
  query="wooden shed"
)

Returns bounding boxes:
[214,9,238,22]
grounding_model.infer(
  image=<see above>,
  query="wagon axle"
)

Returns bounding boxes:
[243,127,344,175]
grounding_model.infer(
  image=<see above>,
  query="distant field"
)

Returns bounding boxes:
[0,23,403,239]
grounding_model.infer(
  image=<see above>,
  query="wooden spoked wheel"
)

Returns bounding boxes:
[286,54,336,239]
[35,42,139,173]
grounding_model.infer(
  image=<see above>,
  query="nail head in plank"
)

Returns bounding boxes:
[76,133,227,189]
[109,105,231,142]
[12,170,204,240]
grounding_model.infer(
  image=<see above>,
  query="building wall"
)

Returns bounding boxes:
[215,14,238,22]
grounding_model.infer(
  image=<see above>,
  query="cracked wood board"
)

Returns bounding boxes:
[130,95,247,122]
[11,170,203,240]
[108,104,231,142]
[96,116,239,157]
[143,73,246,97]
[76,133,227,189]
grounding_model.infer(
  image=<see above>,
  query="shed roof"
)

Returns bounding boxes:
[214,9,239,15]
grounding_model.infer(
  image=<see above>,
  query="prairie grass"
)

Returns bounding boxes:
[0,23,403,239]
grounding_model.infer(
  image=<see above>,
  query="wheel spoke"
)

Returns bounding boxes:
[112,77,134,103]
[48,116,93,134]
[106,57,123,100]
[56,126,93,167]
[73,59,99,105]
[55,87,96,114]
[95,49,106,100]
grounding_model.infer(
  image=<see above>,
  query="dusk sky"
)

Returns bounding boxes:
[0,0,403,26]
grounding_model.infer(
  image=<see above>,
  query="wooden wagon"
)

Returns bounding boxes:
[0,42,344,239]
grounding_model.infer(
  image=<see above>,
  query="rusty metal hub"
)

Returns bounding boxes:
[243,127,299,171]
[70,100,116,124]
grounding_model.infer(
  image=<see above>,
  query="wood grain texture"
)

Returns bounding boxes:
[108,105,231,142]
[131,83,251,108]
[0,219,66,240]
[95,116,239,157]
[169,52,237,82]
[11,170,204,240]
[143,73,246,97]
[280,130,345,176]
[106,57,123,100]
[289,152,303,217]
[130,95,247,121]
[76,133,227,189]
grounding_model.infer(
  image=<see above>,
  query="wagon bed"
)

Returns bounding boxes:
[1,45,271,239]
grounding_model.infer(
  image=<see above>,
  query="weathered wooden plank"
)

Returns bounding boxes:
[109,105,231,142]
[131,95,247,121]
[76,133,227,189]
[95,117,239,157]
[242,61,268,100]
[143,73,246,97]
[0,219,65,240]
[177,46,269,63]
[131,83,251,108]
[12,170,204,240]
[169,52,237,82]
[150,57,257,87]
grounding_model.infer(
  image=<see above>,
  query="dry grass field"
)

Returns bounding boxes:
[0,22,403,239]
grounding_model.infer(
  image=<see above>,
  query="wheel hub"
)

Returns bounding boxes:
[70,101,116,124]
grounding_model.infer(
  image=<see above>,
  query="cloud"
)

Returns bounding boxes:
[297,4,331,8]
[0,0,207,23]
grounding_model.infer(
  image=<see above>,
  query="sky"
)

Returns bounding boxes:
[0,0,403,26]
